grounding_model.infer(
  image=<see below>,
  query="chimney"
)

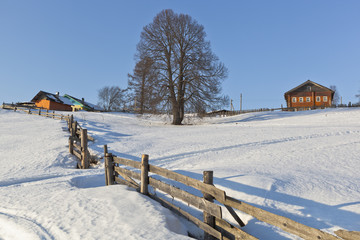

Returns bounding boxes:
[56,92,60,96]
[81,98,84,103]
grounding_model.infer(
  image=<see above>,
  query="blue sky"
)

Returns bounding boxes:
[1,0,359,109]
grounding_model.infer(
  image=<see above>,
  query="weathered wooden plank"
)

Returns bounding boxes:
[140,154,149,195]
[80,129,89,169]
[203,171,215,240]
[215,217,258,240]
[114,166,141,180]
[224,205,245,227]
[115,176,140,190]
[105,153,115,185]
[221,196,340,240]
[73,149,81,160]
[69,137,73,155]
[117,172,140,189]
[113,157,141,169]
[73,142,81,152]
[149,177,222,219]
[335,230,360,240]
[149,165,226,202]
[149,194,223,240]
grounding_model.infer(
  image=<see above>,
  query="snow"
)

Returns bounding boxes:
[1,108,359,239]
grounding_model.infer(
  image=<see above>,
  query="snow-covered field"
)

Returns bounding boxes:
[0,108,359,239]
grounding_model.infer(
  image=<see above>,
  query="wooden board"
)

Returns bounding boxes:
[149,164,226,202]
[114,166,141,180]
[335,230,360,240]
[113,157,141,169]
[149,194,223,240]
[215,217,258,240]
[73,149,81,160]
[149,177,222,218]
[73,143,81,152]
[115,176,140,190]
[221,196,340,240]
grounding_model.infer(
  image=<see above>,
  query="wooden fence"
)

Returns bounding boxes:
[104,151,360,240]
[206,105,360,118]
[67,115,94,169]
[1,102,93,169]
[2,102,70,120]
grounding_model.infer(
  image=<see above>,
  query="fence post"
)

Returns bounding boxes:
[81,128,89,169]
[104,145,108,158]
[140,154,149,195]
[203,171,216,240]
[72,121,77,139]
[103,145,108,185]
[38,109,41,115]
[69,137,73,155]
[68,115,73,131]
[105,153,114,185]
[52,110,55,119]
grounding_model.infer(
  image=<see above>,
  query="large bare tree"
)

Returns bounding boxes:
[135,9,227,124]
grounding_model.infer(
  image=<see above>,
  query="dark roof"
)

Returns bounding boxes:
[285,80,334,96]
[31,91,73,105]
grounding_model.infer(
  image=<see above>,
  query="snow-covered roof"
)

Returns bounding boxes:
[63,94,102,111]
[31,91,72,106]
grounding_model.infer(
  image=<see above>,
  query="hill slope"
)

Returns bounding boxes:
[1,108,359,239]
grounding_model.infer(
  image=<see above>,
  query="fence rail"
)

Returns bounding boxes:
[2,102,70,120]
[206,105,360,117]
[104,151,358,240]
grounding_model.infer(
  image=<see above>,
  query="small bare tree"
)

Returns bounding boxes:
[97,86,126,111]
[128,57,163,114]
[135,9,227,124]
[330,85,340,105]
[356,90,360,104]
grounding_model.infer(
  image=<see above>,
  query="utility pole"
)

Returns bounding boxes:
[240,93,242,112]
[230,99,234,111]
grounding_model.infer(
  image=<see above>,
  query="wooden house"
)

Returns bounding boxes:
[284,80,335,110]
[31,91,73,111]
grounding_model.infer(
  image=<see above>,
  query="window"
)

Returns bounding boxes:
[323,96,328,102]
[316,96,321,102]
[306,97,311,102]
[299,97,304,102]
[292,97,297,103]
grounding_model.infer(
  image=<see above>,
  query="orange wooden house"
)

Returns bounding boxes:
[284,80,335,110]
[31,91,73,111]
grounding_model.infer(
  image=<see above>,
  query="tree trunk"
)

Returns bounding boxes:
[172,103,183,125]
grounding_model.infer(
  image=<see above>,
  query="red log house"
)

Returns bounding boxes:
[284,80,335,110]
[31,91,73,111]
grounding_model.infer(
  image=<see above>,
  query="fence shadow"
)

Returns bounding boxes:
[175,170,360,232]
